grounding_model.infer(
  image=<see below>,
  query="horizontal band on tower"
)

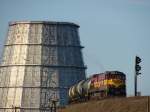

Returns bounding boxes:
[9,21,80,27]
[0,64,87,69]
[0,86,69,89]
[4,43,84,48]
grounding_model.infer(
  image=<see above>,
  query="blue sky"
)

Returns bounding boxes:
[0,0,150,96]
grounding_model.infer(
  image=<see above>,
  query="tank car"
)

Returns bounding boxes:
[68,79,91,102]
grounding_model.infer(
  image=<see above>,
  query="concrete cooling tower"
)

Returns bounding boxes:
[0,21,86,112]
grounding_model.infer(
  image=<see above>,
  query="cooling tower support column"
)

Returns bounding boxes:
[0,21,86,112]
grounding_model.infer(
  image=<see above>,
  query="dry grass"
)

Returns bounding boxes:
[59,96,150,112]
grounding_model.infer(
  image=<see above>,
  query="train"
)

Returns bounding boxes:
[68,71,126,103]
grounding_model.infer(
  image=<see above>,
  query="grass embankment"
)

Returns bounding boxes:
[59,96,149,112]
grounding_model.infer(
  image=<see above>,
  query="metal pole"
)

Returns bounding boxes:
[135,56,138,97]
[134,71,137,96]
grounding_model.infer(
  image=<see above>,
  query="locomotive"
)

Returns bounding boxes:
[68,71,126,103]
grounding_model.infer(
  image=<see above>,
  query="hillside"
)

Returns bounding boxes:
[59,96,150,112]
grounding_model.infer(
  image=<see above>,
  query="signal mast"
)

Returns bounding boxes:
[134,56,142,96]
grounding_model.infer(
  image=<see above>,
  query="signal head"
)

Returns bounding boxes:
[136,56,141,64]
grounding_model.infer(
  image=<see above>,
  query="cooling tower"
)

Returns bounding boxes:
[0,21,86,112]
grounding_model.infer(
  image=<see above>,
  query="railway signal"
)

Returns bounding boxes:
[135,56,142,96]
[135,56,142,74]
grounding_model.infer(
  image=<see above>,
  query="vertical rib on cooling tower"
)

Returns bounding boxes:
[0,21,86,112]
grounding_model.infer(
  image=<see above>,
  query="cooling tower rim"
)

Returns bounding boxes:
[9,21,80,27]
